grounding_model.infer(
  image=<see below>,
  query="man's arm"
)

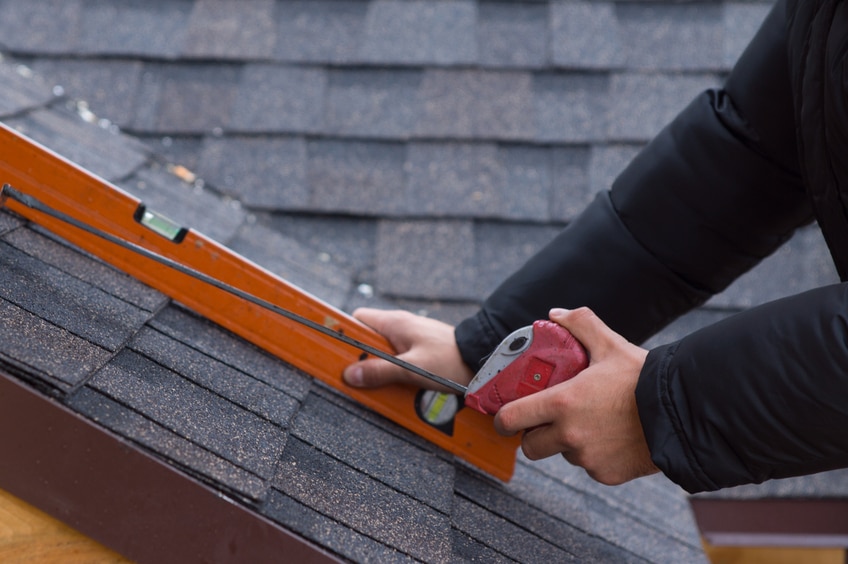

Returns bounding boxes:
[456,0,810,369]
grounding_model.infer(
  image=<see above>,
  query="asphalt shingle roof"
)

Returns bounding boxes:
[0,0,844,561]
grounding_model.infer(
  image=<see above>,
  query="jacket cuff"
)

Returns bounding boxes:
[636,344,717,493]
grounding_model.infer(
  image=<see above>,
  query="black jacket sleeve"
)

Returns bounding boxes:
[639,284,848,492]
[456,0,848,491]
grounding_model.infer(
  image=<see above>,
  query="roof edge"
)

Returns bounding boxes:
[0,370,341,564]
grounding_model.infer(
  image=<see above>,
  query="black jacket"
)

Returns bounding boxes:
[455,0,848,493]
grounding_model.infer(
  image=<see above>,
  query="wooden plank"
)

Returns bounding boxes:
[0,488,129,563]
[702,538,845,564]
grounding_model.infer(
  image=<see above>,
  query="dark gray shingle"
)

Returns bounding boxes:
[182,0,276,60]
[149,304,312,399]
[197,136,308,209]
[4,226,166,312]
[273,437,453,561]
[291,393,456,514]
[0,239,152,351]
[0,297,110,389]
[550,2,620,70]
[0,62,55,118]
[359,0,477,65]
[617,3,724,71]
[376,219,477,300]
[229,64,327,133]
[477,2,549,69]
[306,139,407,215]
[67,386,269,502]
[30,59,143,129]
[89,349,287,478]
[77,0,193,58]
[274,1,368,64]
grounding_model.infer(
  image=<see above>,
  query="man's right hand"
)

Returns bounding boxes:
[342,308,474,392]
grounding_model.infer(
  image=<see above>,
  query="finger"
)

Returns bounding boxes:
[520,424,572,461]
[493,386,562,436]
[352,308,415,352]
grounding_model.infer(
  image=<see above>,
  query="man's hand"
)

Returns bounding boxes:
[494,307,659,485]
[342,308,474,391]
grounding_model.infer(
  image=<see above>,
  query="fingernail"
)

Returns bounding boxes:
[549,308,570,317]
[344,366,363,387]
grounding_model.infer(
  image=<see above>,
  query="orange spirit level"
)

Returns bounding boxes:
[0,122,521,480]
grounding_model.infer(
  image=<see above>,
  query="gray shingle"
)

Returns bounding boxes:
[118,163,246,244]
[708,225,840,309]
[0,210,22,235]
[307,139,407,215]
[724,2,773,68]
[130,63,241,133]
[478,2,548,68]
[550,146,592,222]
[274,1,368,64]
[452,495,578,562]
[76,0,193,58]
[149,304,312,400]
[89,349,287,478]
[4,226,167,312]
[0,297,110,389]
[405,142,506,217]
[406,142,554,221]
[533,73,610,143]
[129,327,302,428]
[67,386,268,502]
[523,457,707,562]
[643,307,734,349]
[326,69,423,138]
[264,490,417,564]
[449,528,514,564]
[227,221,353,308]
[261,213,377,275]
[5,107,149,182]
[456,468,634,562]
[273,437,453,561]
[291,393,455,513]
[229,64,326,133]
[0,239,151,351]
[183,0,276,60]
[617,3,724,71]
[0,0,82,54]
[550,2,620,69]
[417,69,535,140]
[501,144,555,221]
[376,219,477,300]
[141,135,206,172]
[590,143,643,195]
[197,136,308,209]
[30,59,143,129]
[359,0,477,65]
[474,222,560,297]
[0,63,55,118]
[606,73,718,141]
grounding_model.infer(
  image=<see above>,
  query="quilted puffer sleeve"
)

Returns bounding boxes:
[638,284,848,492]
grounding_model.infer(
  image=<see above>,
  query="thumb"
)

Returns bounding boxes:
[343,357,408,388]
[548,307,622,359]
